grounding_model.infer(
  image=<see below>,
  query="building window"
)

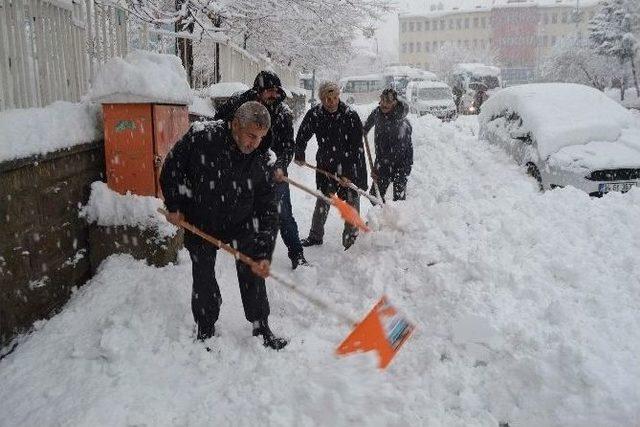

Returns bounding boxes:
[551,35,557,45]
[473,17,479,28]
[456,19,462,29]
[481,17,486,28]
[464,18,470,29]
[552,13,557,24]
[425,42,430,52]
[432,41,438,50]
[562,12,567,23]
[473,39,477,48]
[440,20,445,30]
[409,21,415,31]
[543,35,548,46]
[402,43,407,53]
[416,42,422,52]
[449,19,453,30]
[464,40,469,48]
[440,41,445,48]
[457,40,462,47]
[409,42,414,53]
[417,21,422,31]
[543,13,548,25]
[480,39,486,49]
[425,20,430,31]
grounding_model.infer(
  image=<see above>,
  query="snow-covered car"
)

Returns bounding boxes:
[479,83,640,196]
[406,80,457,121]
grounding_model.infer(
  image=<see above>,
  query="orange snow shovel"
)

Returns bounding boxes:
[282,176,370,232]
[336,296,415,369]
[158,209,413,369]
[301,161,384,206]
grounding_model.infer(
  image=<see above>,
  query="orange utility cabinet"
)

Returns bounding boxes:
[103,103,189,197]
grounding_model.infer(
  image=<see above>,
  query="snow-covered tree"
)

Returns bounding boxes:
[589,0,640,99]
[126,0,391,72]
[540,36,617,91]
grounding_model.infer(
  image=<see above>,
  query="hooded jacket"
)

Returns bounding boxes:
[363,100,413,174]
[214,71,294,172]
[295,101,367,194]
[159,121,278,259]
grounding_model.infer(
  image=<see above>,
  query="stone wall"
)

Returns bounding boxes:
[0,142,105,347]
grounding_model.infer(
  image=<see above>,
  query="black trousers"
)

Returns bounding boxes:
[371,168,410,201]
[188,240,270,336]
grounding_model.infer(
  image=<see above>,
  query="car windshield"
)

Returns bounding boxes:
[344,80,383,93]
[417,87,451,100]
[472,75,499,89]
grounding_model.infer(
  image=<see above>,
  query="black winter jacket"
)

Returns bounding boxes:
[363,100,413,174]
[295,102,367,194]
[214,91,294,172]
[159,121,278,259]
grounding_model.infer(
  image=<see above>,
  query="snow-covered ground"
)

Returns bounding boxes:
[2,108,640,426]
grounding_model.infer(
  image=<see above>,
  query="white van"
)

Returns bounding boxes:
[339,74,385,105]
[405,81,457,121]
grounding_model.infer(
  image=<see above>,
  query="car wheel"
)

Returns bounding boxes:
[526,163,543,192]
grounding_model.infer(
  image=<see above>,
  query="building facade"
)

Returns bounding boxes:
[399,0,601,84]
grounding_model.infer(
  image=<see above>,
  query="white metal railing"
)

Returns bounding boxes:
[1,0,299,112]
[0,0,126,111]
[139,25,299,91]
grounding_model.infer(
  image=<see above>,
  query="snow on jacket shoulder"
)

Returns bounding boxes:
[159,120,278,259]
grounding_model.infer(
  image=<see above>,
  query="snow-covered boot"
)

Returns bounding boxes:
[197,324,215,341]
[252,320,288,350]
[290,253,310,270]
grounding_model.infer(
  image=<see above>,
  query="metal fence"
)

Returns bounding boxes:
[0,0,127,111]
[1,0,299,112]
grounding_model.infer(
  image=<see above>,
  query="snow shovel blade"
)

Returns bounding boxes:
[330,194,370,232]
[336,296,414,369]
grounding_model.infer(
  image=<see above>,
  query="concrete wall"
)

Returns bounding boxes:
[0,142,105,347]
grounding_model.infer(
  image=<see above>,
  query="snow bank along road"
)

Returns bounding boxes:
[1,112,640,426]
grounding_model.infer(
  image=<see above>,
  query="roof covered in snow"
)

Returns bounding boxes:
[339,73,385,82]
[479,83,637,159]
[400,0,602,18]
[202,82,251,98]
[454,63,501,77]
[410,80,451,89]
[87,50,193,105]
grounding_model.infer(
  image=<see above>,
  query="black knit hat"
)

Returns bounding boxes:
[381,88,398,101]
[253,70,286,100]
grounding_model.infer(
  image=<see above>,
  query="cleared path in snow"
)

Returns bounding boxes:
[2,112,640,426]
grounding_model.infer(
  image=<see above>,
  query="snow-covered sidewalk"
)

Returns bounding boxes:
[2,113,640,426]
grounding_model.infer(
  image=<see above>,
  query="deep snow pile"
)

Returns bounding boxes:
[0,101,101,162]
[87,50,193,105]
[2,113,640,425]
[81,181,177,238]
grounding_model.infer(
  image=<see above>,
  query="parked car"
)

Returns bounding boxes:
[405,81,457,121]
[339,74,385,105]
[479,83,640,196]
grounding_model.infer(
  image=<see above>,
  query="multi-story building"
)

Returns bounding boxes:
[399,0,601,85]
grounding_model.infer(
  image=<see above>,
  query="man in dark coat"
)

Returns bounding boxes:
[363,88,413,201]
[215,71,308,270]
[294,81,367,250]
[160,101,287,350]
